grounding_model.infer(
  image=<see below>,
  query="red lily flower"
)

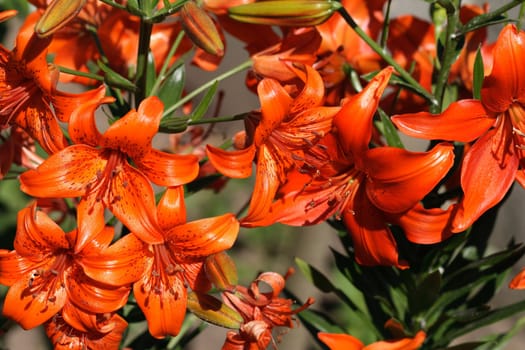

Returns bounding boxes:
[0,203,131,330]
[244,68,455,267]
[0,12,106,153]
[19,96,199,249]
[207,64,339,224]
[81,186,239,338]
[318,331,426,350]
[221,270,314,350]
[391,24,525,232]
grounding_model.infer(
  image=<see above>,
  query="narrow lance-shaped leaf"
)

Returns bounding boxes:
[377,109,404,148]
[190,81,219,122]
[158,62,185,112]
[472,47,484,100]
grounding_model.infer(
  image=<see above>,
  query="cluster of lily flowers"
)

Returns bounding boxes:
[0,0,525,349]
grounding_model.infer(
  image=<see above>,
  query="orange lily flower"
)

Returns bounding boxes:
[318,331,426,350]
[80,186,239,338]
[0,203,131,330]
[316,0,385,73]
[221,270,314,350]
[0,11,106,153]
[19,96,199,249]
[45,309,128,350]
[391,24,525,232]
[206,64,339,224]
[244,68,455,267]
[250,27,321,83]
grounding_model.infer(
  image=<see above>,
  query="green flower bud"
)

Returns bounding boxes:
[228,0,341,27]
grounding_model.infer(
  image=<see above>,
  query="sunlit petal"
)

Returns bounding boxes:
[391,100,493,142]
[364,143,454,213]
[453,118,518,232]
[206,144,255,178]
[166,214,239,258]
[137,148,199,187]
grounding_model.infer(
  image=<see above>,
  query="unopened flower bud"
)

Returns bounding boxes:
[181,2,224,56]
[35,0,86,38]
[205,252,238,291]
[228,0,341,27]
[187,291,243,329]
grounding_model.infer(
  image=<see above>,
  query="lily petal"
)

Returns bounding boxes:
[166,214,239,258]
[288,64,325,115]
[0,250,33,286]
[66,266,130,314]
[364,143,454,213]
[157,186,187,230]
[453,117,518,232]
[137,148,199,187]
[318,332,364,350]
[344,187,408,268]
[133,273,187,338]
[68,95,113,146]
[101,96,163,159]
[389,203,455,244]
[80,233,151,286]
[19,145,103,198]
[14,204,70,258]
[206,144,255,178]
[107,163,164,244]
[255,78,292,146]
[481,24,525,113]
[391,100,493,142]
[510,268,525,289]
[3,273,67,329]
[334,67,392,159]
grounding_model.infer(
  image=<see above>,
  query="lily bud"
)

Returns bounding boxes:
[35,0,86,38]
[180,2,224,56]
[228,0,341,27]
[187,291,244,329]
[205,252,238,291]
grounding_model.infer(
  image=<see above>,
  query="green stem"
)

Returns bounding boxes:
[380,0,393,49]
[134,18,153,106]
[431,2,460,113]
[460,0,525,34]
[189,113,249,125]
[162,59,253,118]
[337,7,437,108]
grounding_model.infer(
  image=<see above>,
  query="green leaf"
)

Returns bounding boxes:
[98,60,137,92]
[409,270,442,315]
[190,81,219,122]
[474,315,525,350]
[158,62,185,112]
[295,257,335,293]
[472,47,484,100]
[376,109,404,148]
[145,51,156,97]
[443,244,525,288]
[437,299,525,347]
